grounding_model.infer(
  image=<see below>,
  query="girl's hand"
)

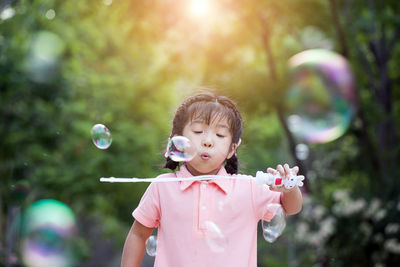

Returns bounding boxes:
[267,163,299,193]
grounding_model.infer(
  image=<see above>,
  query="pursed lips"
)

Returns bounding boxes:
[200,153,211,160]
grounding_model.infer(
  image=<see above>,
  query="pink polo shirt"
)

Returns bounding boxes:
[132,165,282,267]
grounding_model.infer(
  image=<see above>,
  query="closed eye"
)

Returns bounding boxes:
[217,134,225,138]
[193,131,203,134]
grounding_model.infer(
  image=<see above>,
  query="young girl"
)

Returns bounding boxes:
[121,93,302,267]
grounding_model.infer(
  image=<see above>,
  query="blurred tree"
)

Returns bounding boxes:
[1,0,399,266]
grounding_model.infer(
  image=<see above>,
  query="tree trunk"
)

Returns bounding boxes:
[328,0,349,57]
[259,12,310,194]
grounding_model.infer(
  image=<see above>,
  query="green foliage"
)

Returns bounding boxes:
[1,0,400,266]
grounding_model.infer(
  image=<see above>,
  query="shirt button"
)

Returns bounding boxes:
[202,184,207,189]
[202,206,206,210]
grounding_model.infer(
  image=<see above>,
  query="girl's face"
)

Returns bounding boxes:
[181,116,237,176]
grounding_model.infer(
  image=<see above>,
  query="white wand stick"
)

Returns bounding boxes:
[100,171,304,189]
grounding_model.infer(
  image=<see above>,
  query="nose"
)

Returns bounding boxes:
[201,134,213,148]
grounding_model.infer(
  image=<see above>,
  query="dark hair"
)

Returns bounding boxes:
[164,92,242,174]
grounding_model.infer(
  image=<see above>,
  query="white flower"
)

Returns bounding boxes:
[319,216,336,238]
[313,206,326,220]
[335,198,366,216]
[333,189,349,202]
[385,223,400,235]
[366,199,381,217]
[296,222,309,240]
[308,233,323,247]
[373,209,387,222]
[384,238,400,254]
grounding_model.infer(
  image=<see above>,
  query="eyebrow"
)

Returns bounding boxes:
[216,124,229,129]
[190,120,229,129]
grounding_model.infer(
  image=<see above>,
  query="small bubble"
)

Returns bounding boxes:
[145,235,157,256]
[91,124,112,149]
[262,204,286,243]
[204,221,228,253]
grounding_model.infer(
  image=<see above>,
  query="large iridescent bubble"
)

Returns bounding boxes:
[165,136,196,162]
[20,199,78,267]
[286,49,357,143]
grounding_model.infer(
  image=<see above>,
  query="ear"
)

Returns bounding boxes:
[227,143,238,159]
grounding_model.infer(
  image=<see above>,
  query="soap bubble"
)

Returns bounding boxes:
[204,221,228,253]
[91,124,112,149]
[262,204,286,243]
[145,235,157,256]
[20,199,78,267]
[165,136,196,162]
[286,49,356,143]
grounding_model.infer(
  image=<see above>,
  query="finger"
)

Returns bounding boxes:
[267,167,277,174]
[277,164,284,177]
[292,166,299,175]
[270,185,279,192]
[284,164,290,176]
[284,163,290,170]
[270,185,276,191]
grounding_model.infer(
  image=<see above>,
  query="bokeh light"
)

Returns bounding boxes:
[103,0,113,6]
[45,9,56,20]
[24,31,65,83]
[295,143,309,160]
[145,235,157,257]
[165,136,196,162]
[204,220,228,253]
[91,124,112,149]
[262,204,286,243]
[286,49,356,144]
[188,0,211,17]
[0,6,15,20]
[20,199,78,267]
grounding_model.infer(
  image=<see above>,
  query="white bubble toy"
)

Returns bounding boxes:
[255,171,305,189]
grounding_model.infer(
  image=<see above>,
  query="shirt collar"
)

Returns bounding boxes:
[178,165,232,194]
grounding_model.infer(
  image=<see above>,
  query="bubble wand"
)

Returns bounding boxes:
[100,136,305,189]
[100,172,304,189]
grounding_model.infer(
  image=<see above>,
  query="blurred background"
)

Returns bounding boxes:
[1,0,399,266]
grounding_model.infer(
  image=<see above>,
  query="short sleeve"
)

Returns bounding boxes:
[251,180,282,221]
[132,182,161,228]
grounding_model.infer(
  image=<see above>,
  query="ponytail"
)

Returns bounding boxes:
[225,154,239,174]
[164,157,180,171]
